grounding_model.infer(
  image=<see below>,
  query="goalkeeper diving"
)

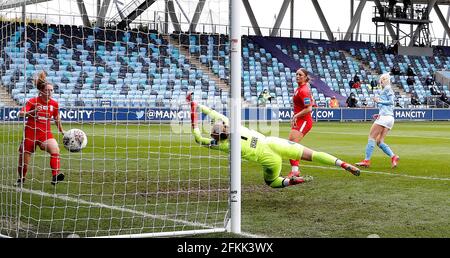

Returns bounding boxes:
[187,92,360,188]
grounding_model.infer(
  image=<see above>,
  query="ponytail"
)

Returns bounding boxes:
[35,71,47,91]
[299,68,310,82]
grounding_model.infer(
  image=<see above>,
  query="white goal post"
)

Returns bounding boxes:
[0,0,240,238]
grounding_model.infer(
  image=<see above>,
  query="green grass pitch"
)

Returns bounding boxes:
[1,121,449,238]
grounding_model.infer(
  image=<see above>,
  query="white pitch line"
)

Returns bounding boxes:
[312,130,450,141]
[2,185,212,227]
[125,151,450,182]
[301,164,450,181]
[0,184,264,238]
[83,129,450,141]
[237,231,268,238]
[146,151,450,182]
[3,154,445,238]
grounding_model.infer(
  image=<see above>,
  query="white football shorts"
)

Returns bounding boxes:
[374,115,395,130]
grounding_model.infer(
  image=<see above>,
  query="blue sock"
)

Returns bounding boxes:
[365,139,376,160]
[378,142,394,157]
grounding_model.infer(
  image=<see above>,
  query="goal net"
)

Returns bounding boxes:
[0,0,234,238]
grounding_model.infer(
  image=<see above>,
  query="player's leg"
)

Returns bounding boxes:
[288,129,304,177]
[17,151,31,178]
[16,141,33,186]
[300,147,360,176]
[263,167,312,188]
[355,123,384,167]
[261,151,312,188]
[262,154,284,188]
[41,138,64,185]
[376,127,399,168]
[376,127,392,156]
[288,120,312,177]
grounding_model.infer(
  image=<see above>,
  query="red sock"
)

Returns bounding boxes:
[18,155,28,179]
[50,153,60,176]
[290,159,299,167]
[190,102,198,128]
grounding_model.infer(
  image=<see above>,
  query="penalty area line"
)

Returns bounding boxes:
[0,184,266,238]
[1,185,221,233]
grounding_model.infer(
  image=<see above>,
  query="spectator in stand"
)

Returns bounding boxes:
[370,79,377,90]
[406,64,416,77]
[430,84,441,96]
[329,96,340,108]
[388,0,397,16]
[425,76,434,86]
[393,41,399,55]
[258,89,273,107]
[387,41,399,55]
[403,0,411,18]
[410,95,421,106]
[361,98,368,107]
[406,76,415,86]
[370,78,381,91]
[440,92,450,105]
[391,66,401,75]
[352,81,361,89]
[346,92,358,108]
[352,75,361,89]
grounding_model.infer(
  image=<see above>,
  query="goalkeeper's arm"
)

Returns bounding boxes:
[197,104,229,126]
[188,93,214,146]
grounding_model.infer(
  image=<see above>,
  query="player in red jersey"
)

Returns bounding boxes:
[15,71,65,186]
[288,68,314,177]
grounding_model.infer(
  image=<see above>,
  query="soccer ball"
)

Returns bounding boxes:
[63,129,88,152]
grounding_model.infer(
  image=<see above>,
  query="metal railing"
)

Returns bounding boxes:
[2,8,450,47]
[107,0,148,24]
[240,25,450,47]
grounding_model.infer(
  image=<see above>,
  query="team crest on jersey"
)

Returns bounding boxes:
[40,105,53,112]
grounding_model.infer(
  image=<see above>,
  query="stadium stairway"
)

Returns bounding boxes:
[0,85,17,107]
[164,34,229,93]
[251,36,347,106]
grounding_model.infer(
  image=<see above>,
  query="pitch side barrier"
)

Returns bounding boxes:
[1,107,450,122]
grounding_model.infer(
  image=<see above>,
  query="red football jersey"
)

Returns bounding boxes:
[22,97,59,133]
[292,83,313,121]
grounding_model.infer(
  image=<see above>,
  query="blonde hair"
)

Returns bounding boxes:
[379,73,391,87]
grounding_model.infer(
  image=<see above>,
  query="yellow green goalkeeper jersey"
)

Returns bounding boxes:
[192,105,264,162]
[192,105,305,177]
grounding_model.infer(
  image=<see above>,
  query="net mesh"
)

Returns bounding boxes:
[0,0,231,238]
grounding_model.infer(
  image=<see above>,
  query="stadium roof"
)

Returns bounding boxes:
[2,0,450,45]
[399,0,450,4]
[371,0,450,4]
[3,0,450,12]
[0,0,50,10]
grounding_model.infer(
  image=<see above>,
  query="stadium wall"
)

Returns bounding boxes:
[398,46,434,57]
[1,107,450,122]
